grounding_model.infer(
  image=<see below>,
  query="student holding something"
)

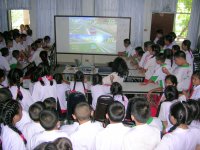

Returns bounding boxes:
[122,98,161,150]
[95,101,130,150]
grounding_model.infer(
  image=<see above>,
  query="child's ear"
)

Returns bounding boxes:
[57,121,61,128]
[169,115,177,125]
[131,115,135,121]
[106,113,109,120]
[72,114,76,120]
[91,110,94,117]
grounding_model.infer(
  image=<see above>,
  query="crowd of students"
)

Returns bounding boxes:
[0,26,200,150]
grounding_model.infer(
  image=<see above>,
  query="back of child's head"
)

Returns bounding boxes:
[164,86,178,101]
[169,32,177,40]
[112,57,128,77]
[13,32,20,41]
[107,101,125,123]
[0,88,13,102]
[156,53,166,63]
[74,71,84,82]
[44,36,50,42]
[164,34,173,44]
[151,44,161,56]
[131,98,150,123]
[5,38,13,46]
[8,68,24,101]
[92,74,102,85]
[39,51,49,66]
[12,50,20,59]
[44,97,57,109]
[27,29,32,36]
[53,73,63,84]
[135,46,143,53]
[35,39,43,48]
[124,39,131,45]
[164,48,173,60]
[31,42,37,51]
[0,47,9,57]
[37,63,53,86]
[172,45,180,53]
[110,82,122,95]
[186,100,200,124]
[174,50,186,60]
[34,142,58,150]
[39,108,59,130]
[165,75,178,87]
[182,40,191,50]
[29,101,45,122]
[54,137,73,150]
[74,102,91,121]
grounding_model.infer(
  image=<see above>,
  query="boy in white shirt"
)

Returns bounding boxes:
[22,102,45,149]
[30,108,69,149]
[95,101,130,150]
[122,98,160,150]
[70,102,103,150]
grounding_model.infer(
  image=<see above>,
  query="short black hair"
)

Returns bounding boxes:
[157,37,165,47]
[164,35,173,43]
[165,75,178,86]
[164,86,178,101]
[182,40,191,50]
[156,29,163,34]
[193,71,200,80]
[151,44,161,56]
[29,102,45,122]
[27,29,32,36]
[54,137,72,150]
[74,71,84,82]
[39,108,59,130]
[169,32,177,40]
[135,47,143,53]
[186,100,200,124]
[44,36,50,41]
[144,41,153,48]
[110,82,122,95]
[164,49,173,60]
[13,33,20,40]
[124,39,131,45]
[138,50,144,57]
[92,74,102,85]
[107,101,125,122]
[53,73,63,84]
[5,38,13,45]
[172,45,180,52]
[112,57,128,77]
[0,88,13,102]
[156,53,166,63]
[43,97,57,109]
[12,50,20,58]
[131,98,150,123]
[174,51,186,60]
[0,47,9,57]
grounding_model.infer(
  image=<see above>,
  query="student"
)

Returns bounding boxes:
[163,34,173,49]
[103,57,128,84]
[123,39,134,57]
[122,98,160,150]
[32,63,57,102]
[8,68,34,111]
[12,33,25,52]
[0,69,5,88]
[110,82,128,110]
[156,101,200,150]
[70,71,88,95]
[20,34,27,50]
[0,32,6,49]
[0,47,10,72]
[43,36,52,49]
[0,100,27,150]
[22,102,45,149]
[9,50,20,69]
[30,108,69,149]
[26,29,33,51]
[43,97,57,109]
[53,73,70,113]
[70,102,103,150]
[163,48,173,67]
[91,74,110,109]
[156,37,165,52]
[154,29,163,44]
[131,46,144,66]
[169,32,177,45]
[182,39,194,67]
[172,45,180,71]
[144,44,161,80]
[54,137,73,150]
[189,71,200,100]
[158,86,179,132]
[40,50,49,66]
[163,51,193,92]
[34,142,57,150]
[95,101,130,150]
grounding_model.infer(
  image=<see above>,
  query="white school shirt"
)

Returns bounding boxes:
[95,123,131,150]
[29,48,43,66]
[91,84,110,109]
[9,56,17,65]
[13,40,25,51]
[28,81,35,95]
[190,85,200,100]
[165,59,172,67]
[60,122,79,136]
[30,130,69,150]
[10,86,34,111]
[0,54,10,72]
[70,121,103,150]
[16,110,32,131]
[22,122,44,150]
[172,64,193,91]
[113,94,129,111]
[56,83,70,110]
[184,50,194,67]
[70,81,88,95]
[148,117,163,131]
[32,76,57,102]
[155,128,200,150]
[26,35,33,46]
[125,45,135,57]
[144,57,158,80]
[1,125,26,150]
[139,51,151,68]
[189,120,200,129]
[163,43,173,49]
[0,40,6,49]
[102,72,124,85]
[122,124,161,150]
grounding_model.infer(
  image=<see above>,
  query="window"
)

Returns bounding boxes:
[174,0,193,42]
[8,9,30,30]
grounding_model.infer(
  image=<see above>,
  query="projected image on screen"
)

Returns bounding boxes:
[69,17,117,54]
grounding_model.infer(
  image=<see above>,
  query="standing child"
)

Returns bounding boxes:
[182,40,194,67]
[154,29,163,44]
[163,34,174,49]
[122,98,160,150]
[189,71,200,100]
[8,68,34,111]
[39,50,49,66]
[110,82,128,111]
[91,74,110,110]
[95,101,130,150]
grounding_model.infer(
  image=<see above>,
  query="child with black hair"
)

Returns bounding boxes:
[91,74,110,109]
[95,101,130,150]
[53,73,70,113]
[0,32,6,49]
[156,101,200,150]
[182,39,194,67]
[9,50,20,69]
[22,102,45,149]
[43,36,52,50]
[30,108,69,150]
[43,97,57,109]
[122,98,160,150]
[154,29,163,44]
[54,137,73,150]
[70,102,103,150]
[0,88,12,101]
[32,63,57,102]
[39,50,49,66]
[0,100,27,150]
[130,46,144,66]
[189,71,200,100]
[172,45,180,54]
[164,48,173,67]
[163,34,174,49]
[0,69,5,88]
[0,47,10,72]
[12,33,25,52]
[110,82,128,111]
[8,68,33,111]
[169,32,177,45]
[156,37,165,52]
[70,71,88,95]
[123,39,135,57]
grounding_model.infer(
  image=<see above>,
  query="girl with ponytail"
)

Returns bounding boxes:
[0,100,27,150]
[32,63,57,102]
[8,68,33,111]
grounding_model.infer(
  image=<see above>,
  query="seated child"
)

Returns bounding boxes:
[9,50,20,69]
[163,34,174,49]
[189,71,200,100]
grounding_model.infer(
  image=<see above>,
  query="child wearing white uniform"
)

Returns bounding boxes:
[30,108,69,149]
[91,74,110,109]
[70,102,103,150]
[60,122,79,136]
[0,48,10,72]
[182,40,194,67]
[95,102,130,150]
[189,71,200,100]
[122,98,160,150]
